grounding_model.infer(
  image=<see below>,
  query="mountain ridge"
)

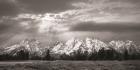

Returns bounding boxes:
[2,38,140,58]
[4,39,43,56]
[52,38,140,55]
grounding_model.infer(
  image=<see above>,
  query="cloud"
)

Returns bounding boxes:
[70,21,140,32]
[0,0,20,18]
[0,0,140,46]
[0,17,41,47]
[108,0,140,4]
[12,0,140,34]
[0,18,24,46]
[58,31,140,43]
[1,0,140,23]
[69,0,140,23]
[14,13,71,33]
[0,20,23,34]
[17,0,75,13]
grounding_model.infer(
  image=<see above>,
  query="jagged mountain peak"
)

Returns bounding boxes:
[20,39,41,45]
[109,40,139,54]
[52,38,140,55]
[4,39,42,56]
[52,38,108,55]
[3,38,140,58]
[85,37,108,52]
[109,40,136,48]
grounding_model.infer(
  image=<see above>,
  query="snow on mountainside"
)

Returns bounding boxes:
[109,40,140,54]
[52,38,108,55]
[3,38,140,56]
[4,39,43,56]
[52,38,140,55]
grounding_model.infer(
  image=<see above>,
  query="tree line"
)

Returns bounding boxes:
[60,48,140,60]
[0,48,140,61]
[0,49,51,61]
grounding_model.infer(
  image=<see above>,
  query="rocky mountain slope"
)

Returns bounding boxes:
[4,39,43,56]
[52,38,140,55]
[2,38,140,58]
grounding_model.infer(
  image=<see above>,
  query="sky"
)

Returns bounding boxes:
[0,0,140,47]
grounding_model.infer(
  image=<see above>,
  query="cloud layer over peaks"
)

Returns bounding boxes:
[0,0,140,46]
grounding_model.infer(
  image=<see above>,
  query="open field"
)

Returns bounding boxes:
[0,60,140,70]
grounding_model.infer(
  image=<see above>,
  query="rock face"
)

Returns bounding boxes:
[52,38,108,55]
[109,40,140,54]
[4,39,43,57]
[52,38,140,55]
[3,38,140,58]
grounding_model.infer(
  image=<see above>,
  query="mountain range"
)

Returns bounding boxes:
[3,39,43,57]
[52,38,140,55]
[1,38,140,57]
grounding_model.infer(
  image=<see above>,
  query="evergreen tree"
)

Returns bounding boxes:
[30,52,41,60]
[16,50,29,60]
[124,49,129,60]
[44,49,51,60]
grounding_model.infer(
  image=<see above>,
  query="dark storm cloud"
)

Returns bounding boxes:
[108,0,140,3]
[0,19,23,46]
[70,22,140,32]
[0,21,22,34]
[18,0,75,13]
[0,0,75,17]
[0,18,39,46]
[0,0,19,17]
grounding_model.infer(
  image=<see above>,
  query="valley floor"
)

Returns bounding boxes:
[0,60,140,70]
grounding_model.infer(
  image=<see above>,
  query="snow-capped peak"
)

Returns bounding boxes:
[4,39,42,56]
[3,38,140,58]
[52,38,108,55]
[109,40,139,54]
[51,38,140,55]
[85,37,108,52]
